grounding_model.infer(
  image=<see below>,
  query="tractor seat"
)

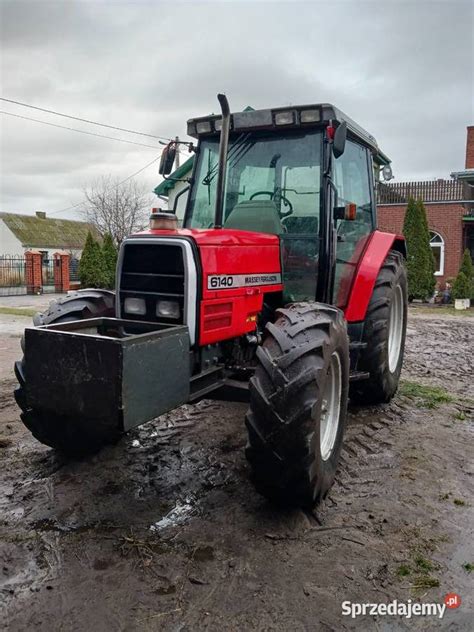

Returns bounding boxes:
[224,200,282,234]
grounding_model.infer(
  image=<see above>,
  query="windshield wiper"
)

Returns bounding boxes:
[201,133,252,186]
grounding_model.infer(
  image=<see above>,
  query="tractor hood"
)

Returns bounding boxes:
[134,227,280,247]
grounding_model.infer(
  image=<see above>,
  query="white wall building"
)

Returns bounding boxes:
[0,211,96,258]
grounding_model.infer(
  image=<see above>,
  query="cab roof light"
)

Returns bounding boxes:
[300,109,321,123]
[274,110,295,126]
[196,120,213,134]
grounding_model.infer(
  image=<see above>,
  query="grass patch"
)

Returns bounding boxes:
[0,307,36,317]
[396,564,411,577]
[411,306,474,317]
[414,555,435,572]
[412,575,440,590]
[399,380,454,409]
[463,562,473,573]
[453,498,466,507]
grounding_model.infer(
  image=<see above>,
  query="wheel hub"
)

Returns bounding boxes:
[319,351,342,461]
[388,284,403,373]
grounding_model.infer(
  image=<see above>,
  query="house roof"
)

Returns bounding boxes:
[154,156,194,196]
[0,212,98,249]
[450,169,474,185]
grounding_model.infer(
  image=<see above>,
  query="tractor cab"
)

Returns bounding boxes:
[164,101,392,307]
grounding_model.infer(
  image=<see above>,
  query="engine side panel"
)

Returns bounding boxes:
[198,233,283,345]
[344,230,405,322]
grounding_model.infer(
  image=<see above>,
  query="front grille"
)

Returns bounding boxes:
[119,243,185,324]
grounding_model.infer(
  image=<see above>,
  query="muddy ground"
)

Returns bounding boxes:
[0,309,473,631]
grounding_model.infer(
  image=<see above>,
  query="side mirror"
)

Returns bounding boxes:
[382,164,393,181]
[159,144,177,175]
[332,121,347,159]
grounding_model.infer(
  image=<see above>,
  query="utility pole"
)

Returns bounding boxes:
[175,136,180,168]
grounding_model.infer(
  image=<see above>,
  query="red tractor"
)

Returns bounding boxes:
[14,95,407,508]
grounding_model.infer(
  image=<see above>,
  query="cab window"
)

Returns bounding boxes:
[332,140,374,307]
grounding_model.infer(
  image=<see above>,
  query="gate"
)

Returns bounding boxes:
[0,255,27,296]
[41,254,56,294]
[0,253,72,296]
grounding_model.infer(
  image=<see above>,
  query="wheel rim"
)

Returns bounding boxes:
[319,351,342,462]
[388,284,403,373]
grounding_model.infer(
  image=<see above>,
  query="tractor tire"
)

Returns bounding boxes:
[14,289,118,455]
[245,303,349,508]
[350,250,407,405]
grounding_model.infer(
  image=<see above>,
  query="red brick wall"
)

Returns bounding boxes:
[465,125,474,169]
[53,253,70,292]
[377,203,466,286]
[25,251,43,294]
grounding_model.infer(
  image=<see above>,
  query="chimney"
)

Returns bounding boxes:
[466,125,474,169]
[36,211,47,219]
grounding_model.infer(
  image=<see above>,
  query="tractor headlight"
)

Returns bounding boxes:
[196,120,212,134]
[274,110,295,125]
[156,300,180,319]
[300,109,321,123]
[124,297,146,315]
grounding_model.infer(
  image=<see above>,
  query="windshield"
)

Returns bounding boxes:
[185,130,322,302]
[185,131,322,235]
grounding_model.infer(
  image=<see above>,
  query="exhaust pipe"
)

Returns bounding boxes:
[214,93,230,229]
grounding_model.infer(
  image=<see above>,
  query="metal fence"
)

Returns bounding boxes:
[69,256,80,282]
[377,180,465,204]
[0,254,27,296]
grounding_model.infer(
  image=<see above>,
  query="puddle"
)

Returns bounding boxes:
[150,497,195,531]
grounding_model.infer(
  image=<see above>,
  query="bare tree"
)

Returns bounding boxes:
[82,176,153,245]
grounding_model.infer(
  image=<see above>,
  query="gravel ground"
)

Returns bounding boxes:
[0,309,473,631]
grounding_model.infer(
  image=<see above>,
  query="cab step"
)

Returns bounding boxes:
[349,371,370,382]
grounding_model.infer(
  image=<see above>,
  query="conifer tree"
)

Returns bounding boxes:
[452,249,474,300]
[102,233,118,289]
[458,248,474,298]
[402,198,435,300]
[79,231,105,288]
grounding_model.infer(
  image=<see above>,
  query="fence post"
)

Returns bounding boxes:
[25,250,43,294]
[54,251,70,292]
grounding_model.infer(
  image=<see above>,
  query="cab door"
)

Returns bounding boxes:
[332,139,375,308]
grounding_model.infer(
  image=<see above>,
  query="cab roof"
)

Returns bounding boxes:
[187,103,391,166]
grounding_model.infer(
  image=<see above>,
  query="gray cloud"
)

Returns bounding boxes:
[0,0,473,218]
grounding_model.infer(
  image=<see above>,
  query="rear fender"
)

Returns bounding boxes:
[344,231,405,323]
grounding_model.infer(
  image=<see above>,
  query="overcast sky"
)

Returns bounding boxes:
[0,0,473,219]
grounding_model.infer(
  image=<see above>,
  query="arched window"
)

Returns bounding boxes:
[429,231,444,276]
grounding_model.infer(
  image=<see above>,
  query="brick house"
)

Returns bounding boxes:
[377,126,474,287]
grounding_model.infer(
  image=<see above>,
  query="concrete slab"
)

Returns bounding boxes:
[0,293,67,311]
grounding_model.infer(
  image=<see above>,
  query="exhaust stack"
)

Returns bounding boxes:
[214,93,230,229]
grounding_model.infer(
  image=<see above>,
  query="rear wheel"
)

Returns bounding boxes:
[350,250,407,404]
[245,303,349,508]
[14,289,118,455]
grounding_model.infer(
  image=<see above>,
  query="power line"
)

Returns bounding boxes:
[0,110,162,150]
[0,96,172,142]
[49,153,164,215]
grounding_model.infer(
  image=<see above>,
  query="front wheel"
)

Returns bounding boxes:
[245,303,349,508]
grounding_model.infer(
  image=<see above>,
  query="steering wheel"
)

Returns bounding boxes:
[249,190,293,218]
